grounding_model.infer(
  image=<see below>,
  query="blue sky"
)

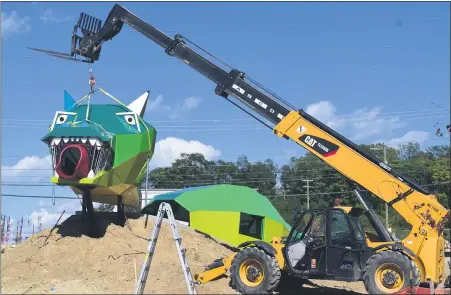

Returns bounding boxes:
[1,1,450,239]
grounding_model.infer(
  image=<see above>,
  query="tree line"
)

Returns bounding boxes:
[145,142,450,227]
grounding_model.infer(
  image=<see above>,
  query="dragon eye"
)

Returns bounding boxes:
[124,115,136,125]
[56,115,68,124]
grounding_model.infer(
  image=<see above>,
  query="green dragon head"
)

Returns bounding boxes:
[41,89,157,206]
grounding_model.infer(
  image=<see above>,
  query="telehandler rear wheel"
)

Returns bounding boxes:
[230,247,281,294]
[363,250,420,294]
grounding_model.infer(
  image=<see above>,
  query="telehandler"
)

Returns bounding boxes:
[28,4,450,294]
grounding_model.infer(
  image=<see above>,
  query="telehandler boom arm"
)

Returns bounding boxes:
[31,4,449,284]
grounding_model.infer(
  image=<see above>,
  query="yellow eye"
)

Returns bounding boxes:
[124,115,136,125]
[56,114,68,124]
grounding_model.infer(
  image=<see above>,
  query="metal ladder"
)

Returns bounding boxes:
[134,202,197,295]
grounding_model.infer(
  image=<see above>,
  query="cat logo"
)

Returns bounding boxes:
[299,134,340,158]
[311,259,317,269]
[296,125,307,133]
[304,135,317,148]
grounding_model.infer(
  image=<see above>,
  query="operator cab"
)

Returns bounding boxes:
[282,207,370,282]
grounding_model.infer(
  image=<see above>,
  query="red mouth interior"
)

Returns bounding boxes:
[55,144,90,180]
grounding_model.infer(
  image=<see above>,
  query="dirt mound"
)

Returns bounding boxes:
[1,213,367,294]
[1,213,236,294]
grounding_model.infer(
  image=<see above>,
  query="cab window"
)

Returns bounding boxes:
[349,216,365,241]
[287,212,313,245]
[330,211,353,246]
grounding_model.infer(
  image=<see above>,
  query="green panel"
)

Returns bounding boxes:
[112,129,155,167]
[171,185,290,229]
[95,152,150,186]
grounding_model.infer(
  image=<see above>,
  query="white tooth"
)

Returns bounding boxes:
[87,170,95,178]
[63,137,69,143]
[54,171,59,177]
[54,138,61,145]
[75,138,80,142]
[51,139,56,146]
[89,139,96,146]
[95,140,103,147]
[96,146,101,150]
[81,137,87,143]
[70,138,75,142]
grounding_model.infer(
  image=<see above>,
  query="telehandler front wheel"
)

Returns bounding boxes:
[230,247,281,294]
[363,250,420,294]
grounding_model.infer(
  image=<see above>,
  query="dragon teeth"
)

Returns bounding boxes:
[87,170,95,178]
[50,137,103,146]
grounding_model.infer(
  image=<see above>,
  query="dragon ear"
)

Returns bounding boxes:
[127,91,149,117]
[64,90,76,111]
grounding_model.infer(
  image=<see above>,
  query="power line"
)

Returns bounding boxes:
[1,107,448,124]
[2,164,439,179]
[2,182,448,201]
[1,162,446,173]
[1,194,78,200]
[38,15,451,33]
[267,182,451,200]
[1,109,449,127]
[20,39,449,59]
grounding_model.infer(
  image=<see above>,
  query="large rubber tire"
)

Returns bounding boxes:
[230,247,281,294]
[363,250,420,294]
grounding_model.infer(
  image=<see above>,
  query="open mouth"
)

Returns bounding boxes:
[48,137,113,180]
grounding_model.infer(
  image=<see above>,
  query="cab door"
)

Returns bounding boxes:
[283,210,327,277]
[299,211,327,276]
[326,209,366,281]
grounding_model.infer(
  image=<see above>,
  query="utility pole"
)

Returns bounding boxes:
[302,180,314,210]
[371,144,389,228]
[1,215,5,245]
[5,217,10,245]
[38,216,42,233]
[18,217,23,244]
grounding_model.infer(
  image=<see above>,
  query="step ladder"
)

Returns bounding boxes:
[134,202,198,295]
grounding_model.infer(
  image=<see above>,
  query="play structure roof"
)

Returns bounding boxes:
[142,184,290,228]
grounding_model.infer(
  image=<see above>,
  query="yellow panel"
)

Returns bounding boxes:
[69,184,137,206]
[190,211,245,246]
[263,218,290,242]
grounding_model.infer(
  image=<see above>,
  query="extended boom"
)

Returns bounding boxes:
[29,4,450,291]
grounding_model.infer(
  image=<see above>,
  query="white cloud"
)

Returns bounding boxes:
[17,199,80,237]
[29,208,71,229]
[1,155,52,182]
[305,101,346,130]
[1,11,31,37]
[149,137,221,169]
[147,95,171,112]
[182,96,203,111]
[305,101,405,141]
[379,130,431,148]
[146,95,203,118]
[39,8,71,23]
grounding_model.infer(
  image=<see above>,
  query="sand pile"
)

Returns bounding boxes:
[1,213,368,294]
[1,213,237,294]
